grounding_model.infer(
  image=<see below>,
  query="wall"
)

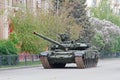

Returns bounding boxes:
[0,17,9,40]
[110,0,120,15]
[0,0,8,40]
[86,0,101,7]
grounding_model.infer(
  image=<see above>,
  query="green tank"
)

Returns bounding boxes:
[34,32,99,69]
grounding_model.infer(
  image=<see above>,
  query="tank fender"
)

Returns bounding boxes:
[40,51,50,57]
[74,51,85,57]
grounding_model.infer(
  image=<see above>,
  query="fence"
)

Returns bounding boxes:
[0,54,40,67]
[0,53,120,67]
[100,53,120,59]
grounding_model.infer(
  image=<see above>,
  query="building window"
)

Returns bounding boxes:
[20,0,26,4]
[92,0,97,6]
[118,9,120,15]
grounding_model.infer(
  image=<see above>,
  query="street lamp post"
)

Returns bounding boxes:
[56,0,59,15]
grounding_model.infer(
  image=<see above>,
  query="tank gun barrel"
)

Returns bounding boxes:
[33,32,65,48]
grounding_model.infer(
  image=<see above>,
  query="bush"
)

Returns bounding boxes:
[90,0,120,54]
[91,33,105,51]
[0,40,17,55]
[0,40,18,65]
[9,32,19,45]
[0,55,18,65]
[90,0,120,27]
[11,11,77,54]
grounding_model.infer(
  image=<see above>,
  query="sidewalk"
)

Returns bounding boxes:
[0,65,41,71]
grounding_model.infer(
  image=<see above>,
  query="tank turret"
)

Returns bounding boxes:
[34,32,65,48]
[34,32,89,51]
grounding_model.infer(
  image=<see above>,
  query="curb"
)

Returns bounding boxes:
[0,65,42,71]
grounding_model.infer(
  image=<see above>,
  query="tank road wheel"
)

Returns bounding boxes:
[87,58,90,68]
[84,58,90,68]
[83,59,96,68]
[40,56,51,69]
[92,54,99,67]
[75,57,85,69]
[91,59,95,67]
[83,56,88,68]
[85,59,89,68]
[89,59,93,67]
[83,59,87,68]
[86,58,97,68]
[94,57,98,67]
[92,58,96,67]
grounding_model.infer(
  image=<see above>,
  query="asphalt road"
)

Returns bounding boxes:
[0,58,120,80]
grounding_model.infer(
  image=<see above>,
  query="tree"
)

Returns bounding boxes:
[90,0,120,54]
[11,10,72,53]
[11,0,95,54]
[52,0,94,42]
[91,0,120,27]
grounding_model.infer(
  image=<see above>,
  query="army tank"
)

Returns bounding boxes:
[34,32,99,69]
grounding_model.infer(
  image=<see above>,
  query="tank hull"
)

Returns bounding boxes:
[40,50,99,69]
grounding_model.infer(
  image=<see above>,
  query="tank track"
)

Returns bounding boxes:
[75,56,98,69]
[40,56,66,68]
[40,56,98,69]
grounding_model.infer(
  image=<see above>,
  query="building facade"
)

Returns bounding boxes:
[0,0,9,39]
[86,0,120,15]
[1,0,120,40]
[86,0,101,7]
[110,0,120,15]
[0,0,50,40]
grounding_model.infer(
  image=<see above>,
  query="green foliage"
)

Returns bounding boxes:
[91,33,105,51]
[0,9,4,15]
[53,0,94,42]
[9,32,19,45]
[91,0,120,54]
[91,0,120,27]
[91,0,109,19]
[11,0,94,54]
[70,0,94,43]
[91,33,120,54]
[11,11,71,54]
[0,40,17,55]
[0,40,18,65]
[108,37,120,53]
